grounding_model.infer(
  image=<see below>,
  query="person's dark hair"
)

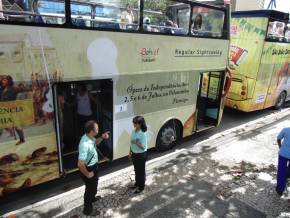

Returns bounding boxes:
[6,75,14,87]
[84,120,97,134]
[133,116,147,132]
[193,14,202,29]
[78,84,87,92]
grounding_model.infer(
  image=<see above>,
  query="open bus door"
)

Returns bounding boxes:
[53,80,113,173]
[196,71,225,131]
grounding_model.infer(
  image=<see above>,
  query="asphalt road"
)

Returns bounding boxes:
[0,106,285,215]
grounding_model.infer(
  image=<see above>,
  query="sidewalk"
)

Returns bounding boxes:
[4,109,290,218]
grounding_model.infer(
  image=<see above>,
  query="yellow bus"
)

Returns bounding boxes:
[0,0,230,197]
[226,10,290,112]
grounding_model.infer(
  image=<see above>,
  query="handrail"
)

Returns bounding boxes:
[0,9,65,18]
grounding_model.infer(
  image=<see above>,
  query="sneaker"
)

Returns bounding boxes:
[275,187,283,197]
[16,140,25,145]
[92,196,101,202]
[129,184,137,190]
[83,209,100,216]
[134,188,143,194]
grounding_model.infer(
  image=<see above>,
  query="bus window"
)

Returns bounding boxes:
[191,6,225,38]
[1,0,65,24]
[71,3,91,27]
[0,0,4,20]
[37,0,65,24]
[93,1,139,31]
[267,21,286,42]
[285,24,290,43]
[143,0,190,35]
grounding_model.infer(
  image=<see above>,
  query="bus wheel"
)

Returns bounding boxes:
[156,120,182,152]
[274,91,286,110]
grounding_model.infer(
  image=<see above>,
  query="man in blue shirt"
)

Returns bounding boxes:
[276,127,290,196]
[78,120,109,216]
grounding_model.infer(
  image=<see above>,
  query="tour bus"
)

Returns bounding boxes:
[226,10,290,112]
[0,0,230,197]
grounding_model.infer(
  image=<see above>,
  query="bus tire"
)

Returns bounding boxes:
[274,91,286,110]
[156,120,182,152]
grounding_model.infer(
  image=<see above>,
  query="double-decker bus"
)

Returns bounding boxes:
[0,0,230,197]
[226,10,290,112]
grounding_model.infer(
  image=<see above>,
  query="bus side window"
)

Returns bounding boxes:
[285,24,290,43]
[191,7,225,38]
[70,3,91,27]
[1,0,65,24]
[92,1,139,31]
[0,0,4,20]
[143,0,190,36]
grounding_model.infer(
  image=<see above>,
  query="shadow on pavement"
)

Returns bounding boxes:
[63,144,290,218]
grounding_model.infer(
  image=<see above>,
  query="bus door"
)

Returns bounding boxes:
[54,80,113,173]
[196,72,223,131]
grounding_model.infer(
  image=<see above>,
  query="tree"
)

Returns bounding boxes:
[119,0,174,25]
[120,0,171,12]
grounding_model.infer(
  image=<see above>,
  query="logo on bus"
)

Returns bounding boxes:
[140,48,159,63]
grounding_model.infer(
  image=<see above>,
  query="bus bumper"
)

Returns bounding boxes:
[225,98,264,112]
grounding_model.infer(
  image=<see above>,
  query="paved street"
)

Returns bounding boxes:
[2,108,290,218]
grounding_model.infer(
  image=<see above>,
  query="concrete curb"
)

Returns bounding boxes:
[3,108,290,217]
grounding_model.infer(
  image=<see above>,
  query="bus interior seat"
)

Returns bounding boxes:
[126,24,138,31]
[143,24,150,32]
[94,21,120,30]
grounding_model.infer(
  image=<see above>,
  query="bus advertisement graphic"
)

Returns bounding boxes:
[0,31,61,197]
[230,45,248,67]
[0,100,34,129]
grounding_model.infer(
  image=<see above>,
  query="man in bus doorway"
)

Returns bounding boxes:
[276,127,290,196]
[77,120,109,216]
[76,84,98,139]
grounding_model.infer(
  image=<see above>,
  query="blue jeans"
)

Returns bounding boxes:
[276,155,290,194]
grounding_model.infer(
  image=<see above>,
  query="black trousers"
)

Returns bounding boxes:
[15,127,25,142]
[132,152,147,190]
[80,164,98,213]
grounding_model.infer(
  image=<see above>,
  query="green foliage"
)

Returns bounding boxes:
[119,0,172,11]
[144,0,170,12]
[119,0,139,8]
[119,0,173,25]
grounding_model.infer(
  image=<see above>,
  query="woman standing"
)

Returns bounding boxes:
[129,116,148,194]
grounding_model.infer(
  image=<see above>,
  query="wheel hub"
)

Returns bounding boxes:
[161,127,176,145]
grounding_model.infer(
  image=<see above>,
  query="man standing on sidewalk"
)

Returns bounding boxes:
[78,120,109,216]
[276,127,290,196]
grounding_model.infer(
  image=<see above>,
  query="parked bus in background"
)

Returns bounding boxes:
[226,10,290,112]
[0,0,230,198]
